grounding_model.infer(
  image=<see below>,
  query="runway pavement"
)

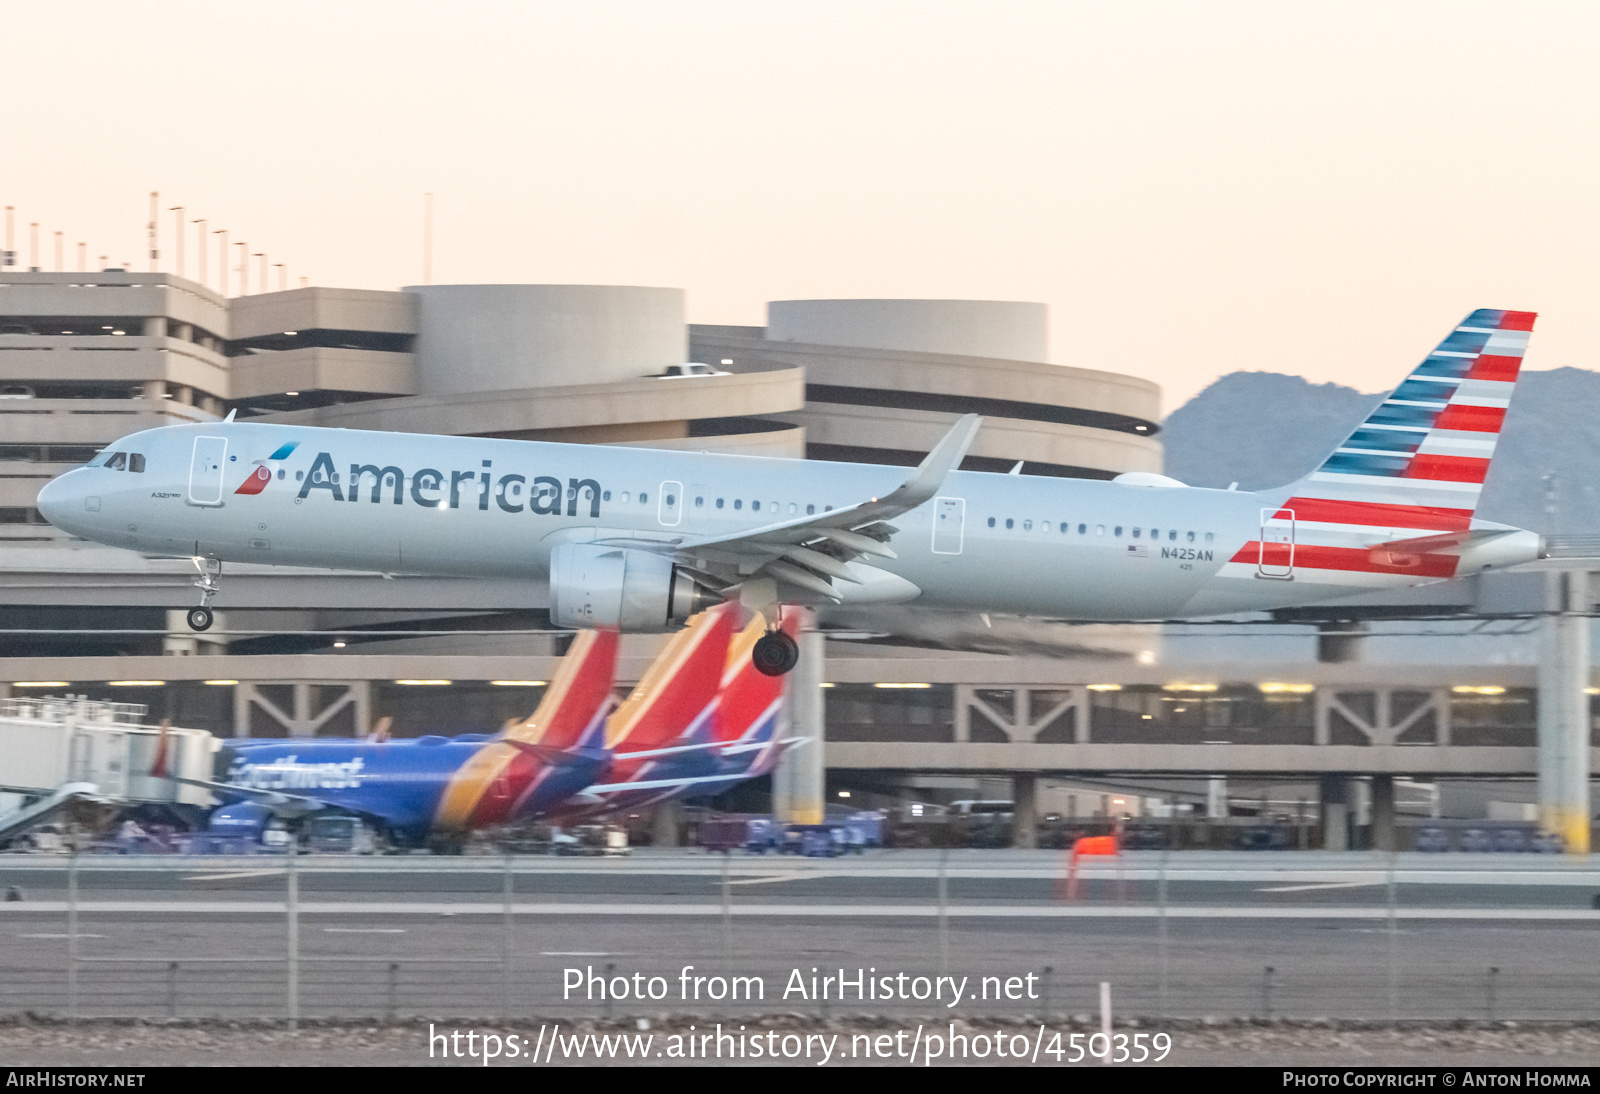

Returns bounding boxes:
[2,850,1599,1023]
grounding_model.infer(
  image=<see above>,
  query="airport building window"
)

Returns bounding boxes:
[826,683,954,743]
[1450,688,1536,746]
[373,682,558,738]
[1088,684,1314,745]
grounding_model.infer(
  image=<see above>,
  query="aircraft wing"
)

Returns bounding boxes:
[670,414,982,600]
[161,774,327,818]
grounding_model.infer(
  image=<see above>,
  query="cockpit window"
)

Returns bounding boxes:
[128,453,145,473]
[86,451,109,467]
[105,452,127,471]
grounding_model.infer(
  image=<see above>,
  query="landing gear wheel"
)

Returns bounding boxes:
[186,607,214,632]
[752,630,800,676]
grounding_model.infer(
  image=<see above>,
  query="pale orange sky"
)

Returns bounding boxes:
[2,1,1597,411]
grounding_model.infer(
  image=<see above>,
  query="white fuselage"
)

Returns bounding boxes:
[35,421,1539,621]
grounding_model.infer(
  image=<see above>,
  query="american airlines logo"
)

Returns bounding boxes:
[230,755,366,790]
[285,451,603,517]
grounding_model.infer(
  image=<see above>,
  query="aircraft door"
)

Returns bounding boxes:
[932,496,965,555]
[1258,507,1295,578]
[188,436,228,506]
[658,480,683,527]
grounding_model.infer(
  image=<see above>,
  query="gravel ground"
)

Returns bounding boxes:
[7,1017,1600,1067]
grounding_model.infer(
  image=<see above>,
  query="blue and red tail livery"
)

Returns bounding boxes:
[1222,309,1537,587]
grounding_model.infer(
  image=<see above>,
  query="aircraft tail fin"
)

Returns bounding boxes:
[603,603,737,753]
[151,719,172,778]
[1281,309,1536,532]
[503,629,620,750]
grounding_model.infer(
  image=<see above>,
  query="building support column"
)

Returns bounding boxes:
[1538,570,1591,854]
[773,627,825,826]
[1320,773,1350,852]
[1012,772,1038,849]
[1317,620,1368,663]
[1370,774,1397,852]
[651,801,682,848]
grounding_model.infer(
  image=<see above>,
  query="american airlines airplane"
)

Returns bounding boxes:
[35,309,1543,675]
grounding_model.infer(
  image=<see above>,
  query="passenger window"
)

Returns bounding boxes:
[734,499,742,510]
[277,469,285,480]
[1059,522,1068,534]
[1078,524,1087,534]
[1022,520,1032,531]
[788,503,797,514]
[639,493,648,504]
[987,517,995,528]
[1114,526,1123,536]
[106,452,126,470]
[620,491,630,503]
[603,490,612,502]
[1169,530,1177,541]
[1205,532,1214,544]
[128,453,145,473]
[1005,518,1014,530]
[716,498,724,508]
[806,504,815,515]
[694,496,704,508]
[1131,528,1141,538]
[1186,531,1194,543]
[295,470,304,481]
[1095,524,1104,535]
[752,501,761,512]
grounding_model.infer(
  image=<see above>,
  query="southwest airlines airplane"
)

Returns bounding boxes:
[158,606,802,848]
[36,309,1544,674]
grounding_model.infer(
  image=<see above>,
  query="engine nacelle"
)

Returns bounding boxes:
[548,543,721,631]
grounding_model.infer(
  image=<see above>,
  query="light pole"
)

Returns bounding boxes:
[255,253,266,293]
[76,242,86,273]
[214,231,228,296]
[29,222,39,270]
[236,242,248,295]
[148,191,159,272]
[274,263,286,292]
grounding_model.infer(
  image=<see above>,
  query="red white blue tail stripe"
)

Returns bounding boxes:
[1224,309,1535,587]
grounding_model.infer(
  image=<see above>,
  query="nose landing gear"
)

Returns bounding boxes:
[187,557,221,632]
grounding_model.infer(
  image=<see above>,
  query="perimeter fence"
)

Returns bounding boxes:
[2,850,1598,1024]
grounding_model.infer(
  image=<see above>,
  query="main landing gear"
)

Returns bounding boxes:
[187,557,221,632]
[751,629,799,677]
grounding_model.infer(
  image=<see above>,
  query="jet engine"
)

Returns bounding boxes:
[548,543,722,631]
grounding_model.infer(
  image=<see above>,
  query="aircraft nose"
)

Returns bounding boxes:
[36,471,84,530]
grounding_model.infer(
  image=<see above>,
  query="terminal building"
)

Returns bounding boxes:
[0,269,1594,851]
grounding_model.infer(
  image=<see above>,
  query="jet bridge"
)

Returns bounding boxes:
[0,695,216,805]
